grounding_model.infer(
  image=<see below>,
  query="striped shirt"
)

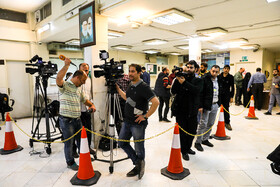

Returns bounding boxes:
[59,81,87,118]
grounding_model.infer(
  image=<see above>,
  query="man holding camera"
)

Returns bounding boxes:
[195,65,221,152]
[56,57,96,171]
[171,61,203,161]
[116,64,159,179]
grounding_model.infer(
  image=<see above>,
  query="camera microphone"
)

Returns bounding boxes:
[59,55,77,67]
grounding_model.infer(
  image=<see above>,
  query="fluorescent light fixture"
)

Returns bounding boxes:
[227,38,249,48]
[150,8,193,25]
[202,49,213,53]
[65,39,80,46]
[38,23,50,34]
[267,0,278,3]
[111,45,132,50]
[240,44,260,50]
[196,27,228,38]
[174,44,189,50]
[167,52,181,55]
[143,49,160,54]
[142,39,168,45]
[108,30,125,39]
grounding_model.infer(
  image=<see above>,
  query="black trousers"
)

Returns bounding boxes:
[221,95,230,124]
[176,115,198,155]
[158,96,170,119]
[80,112,92,146]
[252,83,264,110]
[235,86,243,104]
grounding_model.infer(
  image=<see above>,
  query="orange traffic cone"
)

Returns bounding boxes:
[0,113,23,155]
[245,95,258,120]
[70,126,101,186]
[161,123,190,180]
[212,105,231,140]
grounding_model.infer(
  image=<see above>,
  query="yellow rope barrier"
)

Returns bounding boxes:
[222,100,251,116]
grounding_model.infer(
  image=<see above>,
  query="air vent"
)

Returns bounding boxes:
[0,8,26,23]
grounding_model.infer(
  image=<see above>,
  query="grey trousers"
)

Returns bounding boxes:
[268,94,280,112]
[196,103,219,143]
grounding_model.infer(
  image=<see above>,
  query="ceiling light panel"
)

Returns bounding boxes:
[150,8,193,25]
[108,30,125,39]
[196,27,228,38]
[167,52,181,55]
[142,39,168,45]
[266,0,278,3]
[65,39,80,45]
[240,44,260,50]
[174,44,189,50]
[111,45,132,50]
[143,49,160,54]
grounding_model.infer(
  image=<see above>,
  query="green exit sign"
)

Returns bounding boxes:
[242,56,248,61]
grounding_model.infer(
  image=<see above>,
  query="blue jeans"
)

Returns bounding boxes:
[59,116,82,166]
[268,94,280,112]
[196,103,219,143]
[118,121,147,165]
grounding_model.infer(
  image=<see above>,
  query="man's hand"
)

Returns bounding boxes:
[88,104,96,113]
[247,88,250,92]
[135,115,145,124]
[198,108,203,114]
[177,76,185,84]
[275,84,279,89]
[230,98,233,103]
[64,57,71,66]
[166,85,171,88]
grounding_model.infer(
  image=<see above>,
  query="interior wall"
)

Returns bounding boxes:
[262,49,276,89]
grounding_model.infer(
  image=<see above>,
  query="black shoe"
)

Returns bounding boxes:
[187,149,196,155]
[162,118,171,122]
[73,151,79,158]
[137,160,145,179]
[225,123,232,131]
[90,148,97,159]
[159,118,163,122]
[91,157,94,162]
[276,112,280,115]
[67,163,79,171]
[202,140,214,147]
[182,153,189,161]
[264,111,272,115]
[126,166,139,177]
[194,143,204,152]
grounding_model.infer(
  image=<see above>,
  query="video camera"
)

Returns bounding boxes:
[25,55,57,77]
[174,65,187,77]
[93,50,126,86]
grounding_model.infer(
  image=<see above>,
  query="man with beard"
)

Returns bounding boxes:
[234,67,245,106]
[171,61,203,161]
[195,65,221,152]
[116,64,159,179]
[218,65,234,130]
[199,62,208,78]
[56,57,96,171]
[264,69,280,115]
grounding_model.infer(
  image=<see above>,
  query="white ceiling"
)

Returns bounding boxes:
[1,0,280,54]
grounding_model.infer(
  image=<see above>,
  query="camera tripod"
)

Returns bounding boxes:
[95,85,129,173]
[29,75,62,154]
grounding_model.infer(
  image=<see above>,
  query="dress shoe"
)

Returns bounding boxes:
[187,149,196,155]
[73,151,79,158]
[276,112,280,115]
[202,140,214,147]
[225,123,232,131]
[264,111,272,115]
[162,118,171,122]
[159,118,163,122]
[182,153,189,161]
[137,160,145,179]
[67,163,79,171]
[90,148,97,159]
[194,143,204,152]
[126,166,139,177]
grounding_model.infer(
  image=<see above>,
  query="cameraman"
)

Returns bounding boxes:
[56,57,96,171]
[116,64,159,179]
[171,61,203,161]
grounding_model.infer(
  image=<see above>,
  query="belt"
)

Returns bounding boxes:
[59,115,80,120]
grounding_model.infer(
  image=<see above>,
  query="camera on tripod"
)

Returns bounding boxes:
[25,55,58,76]
[174,65,187,77]
[93,50,126,86]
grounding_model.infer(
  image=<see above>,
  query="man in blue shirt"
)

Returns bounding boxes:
[247,67,267,110]
[141,67,150,86]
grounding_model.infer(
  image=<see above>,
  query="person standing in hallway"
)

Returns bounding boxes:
[195,65,221,152]
[234,67,245,105]
[218,65,234,130]
[141,67,150,86]
[154,68,171,122]
[199,62,208,78]
[247,67,267,110]
[171,61,203,161]
[116,64,159,179]
[242,72,252,108]
[264,69,280,115]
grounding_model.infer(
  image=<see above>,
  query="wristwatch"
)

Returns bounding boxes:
[144,114,148,120]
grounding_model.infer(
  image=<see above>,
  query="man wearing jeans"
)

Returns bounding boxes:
[56,57,96,171]
[195,65,221,152]
[116,64,159,180]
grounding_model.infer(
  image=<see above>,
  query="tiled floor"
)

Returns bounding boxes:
[0,105,280,187]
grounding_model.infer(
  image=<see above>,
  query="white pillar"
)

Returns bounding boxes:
[189,38,201,65]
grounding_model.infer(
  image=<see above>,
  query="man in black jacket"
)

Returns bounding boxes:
[195,65,221,152]
[218,65,234,130]
[154,68,171,122]
[171,61,203,161]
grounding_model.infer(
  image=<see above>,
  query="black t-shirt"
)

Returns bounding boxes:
[124,80,155,125]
